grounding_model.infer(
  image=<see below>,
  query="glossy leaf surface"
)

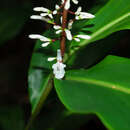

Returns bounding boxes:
[71,0,130,48]
[28,30,59,114]
[55,56,130,130]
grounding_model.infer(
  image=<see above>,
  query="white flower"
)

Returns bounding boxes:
[75,6,82,15]
[40,13,53,19]
[30,15,43,20]
[73,38,80,42]
[53,25,73,40]
[30,15,54,24]
[61,0,79,4]
[33,7,49,12]
[52,49,66,79]
[53,5,60,15]
[53,25,63,34]
[52,62,66,79]
[48,57,56,61]
[33,7,53,19]
[54,25,61,30]
[68,20,74,29]
[64,0,79,7]
[72,0,78,4]
[29,34,51,41]
[75,7,95,20]
[41,42,50,47]
[29,34,52,47]
[65,0,70,10]
[60,16,63,24]
[61,0,65,4]
[65,29,72,40]
[57,49,62,62]
[73,34,91,42]
[53,11,57,15]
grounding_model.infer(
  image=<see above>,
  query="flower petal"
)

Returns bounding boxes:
[75,7,82,15]
[55,4,60,10]
[65,29,72,40]
[75,16,80,20]
[68,20,74,29]
[61,0,65,4]
[29,34,44,39]
[40,13,48,17]
[41,42,50,47]
[48,14,53,19]
[33,7,49,12]
[53,10,57,15]
[65,0,70,10]
[57,49,62,62]
[40,13,53,19]
[30,15,43,20]
[74,37,80,42]
[60,16,63,24]
[72,0,78,4]
[29,34,51,42]
[56,30,62,34]
[31,15,52,23]
[80,12,95,19]
[48,57,56,61]
[52,62,66,79]
[77,34,91,39]
[40,36,51,41]
[53,25,61,30]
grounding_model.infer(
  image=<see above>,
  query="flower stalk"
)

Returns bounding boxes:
[60,0,68,57]
[29,0,95,79]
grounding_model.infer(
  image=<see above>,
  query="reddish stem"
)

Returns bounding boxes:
[52,38,60,42]
[68,10,75,15]
[60,0,68,57]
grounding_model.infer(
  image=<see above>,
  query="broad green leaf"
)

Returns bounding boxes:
[28,70,52,114]
[28,29,61,113]
[71,0,130,48]
[28,29,60,111]
[31,102,95,130]
[55,55,130,130]
[27,45,53,129]
[0,2,31,46]
[27,30,60,129]
[54,113,97,130]
[67,31,128,68]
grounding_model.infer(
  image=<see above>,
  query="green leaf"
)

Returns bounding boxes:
[0,2,31,46]
[27,44,53,129]
[67,31,128,68]
[71,0,130,48]
[55,55,130,130]
[27,30,59,129]
[31,102,95,130]
[28,29,60,116]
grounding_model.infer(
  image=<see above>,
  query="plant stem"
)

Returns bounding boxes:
[60,0,68,58]
[25,75,53,130]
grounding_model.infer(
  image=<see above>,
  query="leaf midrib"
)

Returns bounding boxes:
[32,73,52,113]
[67,76,130,94]
[81,12,130,47]
[68,12,130,60]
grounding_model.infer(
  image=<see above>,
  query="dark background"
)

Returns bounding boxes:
[0,0,129,129]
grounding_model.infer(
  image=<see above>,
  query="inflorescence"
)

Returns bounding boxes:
[29,0,95,79]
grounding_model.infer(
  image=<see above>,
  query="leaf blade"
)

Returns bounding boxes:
[55,55,130,130]
[71,0,130,48]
